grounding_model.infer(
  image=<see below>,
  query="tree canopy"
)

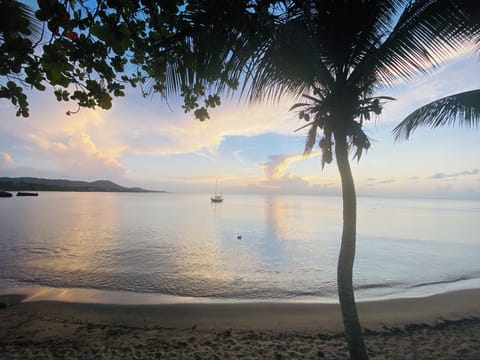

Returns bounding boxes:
[0,0,245,118]
[2,0,478,124]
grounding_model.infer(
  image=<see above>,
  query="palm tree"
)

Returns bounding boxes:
[173,1,480,358]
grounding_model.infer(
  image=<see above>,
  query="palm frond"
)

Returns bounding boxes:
[294,121,315,133]
[323,0,407,78]
[244,23,332,103]
[371,0,480,86]
[393,89,480,140]
[289,102,310,111]
[364,96,397,102]
[301,94,322,103]
[0,0,41,40]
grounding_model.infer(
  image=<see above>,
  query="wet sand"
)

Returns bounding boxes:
[1,289,479,359]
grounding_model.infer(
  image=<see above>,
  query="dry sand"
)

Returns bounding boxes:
[1,289,480,359]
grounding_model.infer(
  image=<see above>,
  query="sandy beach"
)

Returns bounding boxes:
[1,289,480,359]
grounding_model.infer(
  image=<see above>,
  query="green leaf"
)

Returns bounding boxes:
[194,107,210,121]
[98,93,112,109]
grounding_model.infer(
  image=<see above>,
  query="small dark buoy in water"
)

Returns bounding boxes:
[237,235,242,240]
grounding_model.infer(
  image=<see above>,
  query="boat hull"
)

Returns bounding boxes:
[0,191,13,198]
[17,192,39,196]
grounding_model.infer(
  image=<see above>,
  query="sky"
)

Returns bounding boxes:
[1,40,479,199]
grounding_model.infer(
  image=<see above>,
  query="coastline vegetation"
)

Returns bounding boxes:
[0,177,160,192]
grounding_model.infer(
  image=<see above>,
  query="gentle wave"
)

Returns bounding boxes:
[408,274,480,290]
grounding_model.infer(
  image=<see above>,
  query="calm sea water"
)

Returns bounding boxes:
[0,192,479,302]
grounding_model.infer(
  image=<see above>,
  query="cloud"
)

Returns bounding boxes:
[0,92,134,181]
[428,168,479,180]
[378,179,396,184]
[367,179,397,187]
[95,94,300,159]
[366,177,396,187]
[0,152,14,168]
[1,84,308,187]
[246,173,340,195]
[27,131,127,178]
[248,152,338,194]
[250,173,310,192]
[1,86,306,186]
[233,150,245,163]
[258,152,320,180]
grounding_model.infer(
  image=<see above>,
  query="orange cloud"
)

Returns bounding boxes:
[103,99,299,157]
[25,131,127,179]
[259,153,320,180]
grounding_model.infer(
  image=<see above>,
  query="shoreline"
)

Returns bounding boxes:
[3,277,480,306]
[1,289,480,358]
[1,288,480,331]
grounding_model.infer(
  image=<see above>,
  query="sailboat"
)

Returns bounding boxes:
[210,180,223,203]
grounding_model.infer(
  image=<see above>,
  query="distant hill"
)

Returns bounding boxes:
[0,177,163,193]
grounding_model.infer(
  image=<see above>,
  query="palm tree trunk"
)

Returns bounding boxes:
[334,132,368,360]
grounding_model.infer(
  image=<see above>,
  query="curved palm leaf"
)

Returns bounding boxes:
[393,89,480,140]
[0,0,41,40]
[352,0,480,87]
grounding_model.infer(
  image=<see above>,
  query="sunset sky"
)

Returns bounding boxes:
[1,44,479,199]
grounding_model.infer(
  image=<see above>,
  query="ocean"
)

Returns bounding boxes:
[0,192,479,303]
